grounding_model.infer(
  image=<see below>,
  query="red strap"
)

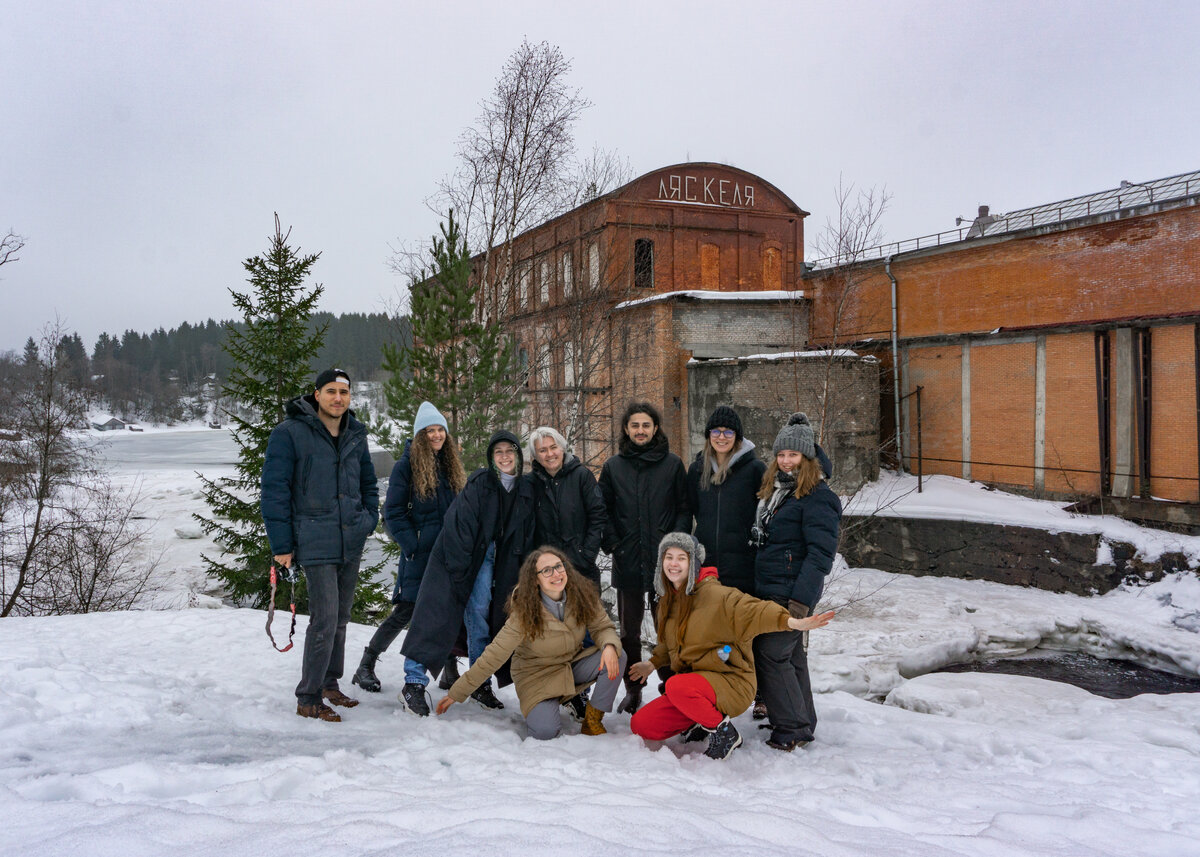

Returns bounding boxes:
[266,565,296,652]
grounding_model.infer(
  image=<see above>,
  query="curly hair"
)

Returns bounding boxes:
[410,428,467,499]
[757,454,823,501]
[506,546,605,641]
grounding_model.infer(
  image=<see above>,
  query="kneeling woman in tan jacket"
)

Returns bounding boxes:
[628,533,834,759]
[436,546,626,739]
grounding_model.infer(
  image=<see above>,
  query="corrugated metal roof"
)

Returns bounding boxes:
[809,169,1200,269]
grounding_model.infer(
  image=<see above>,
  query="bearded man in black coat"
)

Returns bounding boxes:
[598,402,689,713]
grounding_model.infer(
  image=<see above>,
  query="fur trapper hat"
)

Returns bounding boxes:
[772,412,816,459]
[654,532,705,597]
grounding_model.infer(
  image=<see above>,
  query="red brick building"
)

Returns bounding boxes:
[481,162,809,465]
[807,171,1200,518]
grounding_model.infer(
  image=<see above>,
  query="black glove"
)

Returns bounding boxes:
[281,563,301,585]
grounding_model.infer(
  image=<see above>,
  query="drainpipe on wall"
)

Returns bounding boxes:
[886,254,903,469]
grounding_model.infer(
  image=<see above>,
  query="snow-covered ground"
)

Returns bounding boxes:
[2,431,1199,856]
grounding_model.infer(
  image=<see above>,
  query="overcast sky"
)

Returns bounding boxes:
[3,0,1198,352]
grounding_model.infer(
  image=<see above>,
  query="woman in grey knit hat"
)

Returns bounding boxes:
[751,413,843,752]
[627,532,833,760]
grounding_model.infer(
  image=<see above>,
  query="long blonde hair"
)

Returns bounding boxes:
[410,429,467,499]
[757,455,823,501]
[699,438,743,489]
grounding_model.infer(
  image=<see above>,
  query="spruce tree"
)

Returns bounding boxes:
[378,210,525,468]
[195,216,386,619]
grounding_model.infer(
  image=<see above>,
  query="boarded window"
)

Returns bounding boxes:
[561,249,573,297]
[539,258,551,305]
[701,243,720,290]
[634,239,654,289]
[519,264,530,310]
[588,242,600,289]
[763,246,782,290]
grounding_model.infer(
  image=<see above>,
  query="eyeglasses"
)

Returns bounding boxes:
[709,428,736,439]
[493,445,518,456]
[537,561,566,578]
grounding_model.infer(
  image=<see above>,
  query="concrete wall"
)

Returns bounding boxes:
[687,352,880,494]
[672,298,803,358]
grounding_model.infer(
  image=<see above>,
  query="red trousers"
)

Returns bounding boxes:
[630,673,725,739]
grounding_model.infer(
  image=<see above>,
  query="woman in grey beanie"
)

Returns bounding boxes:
[751,412,843,752]
[627,532,834,760]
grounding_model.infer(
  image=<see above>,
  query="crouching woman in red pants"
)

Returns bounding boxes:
[628,533,834,759]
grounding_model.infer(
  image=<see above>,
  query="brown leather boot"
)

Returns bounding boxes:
[297,702,341,722]
[322,687,359,708]
[581,703,607,735]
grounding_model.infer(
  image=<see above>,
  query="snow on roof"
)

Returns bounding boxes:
[614,289,801,311]
[689,348,872,365]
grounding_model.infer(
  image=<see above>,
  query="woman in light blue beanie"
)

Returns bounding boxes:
[353,401,465,705]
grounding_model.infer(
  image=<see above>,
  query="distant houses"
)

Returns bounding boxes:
[90,415,140,432]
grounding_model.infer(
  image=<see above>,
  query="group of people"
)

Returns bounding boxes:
[261,368,841,760]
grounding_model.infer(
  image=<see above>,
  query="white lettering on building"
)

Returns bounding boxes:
[656,174,757,208]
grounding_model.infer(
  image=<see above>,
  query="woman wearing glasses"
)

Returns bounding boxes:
[686,406,767,597]
[400,431,536,716]
[436,547,626,739]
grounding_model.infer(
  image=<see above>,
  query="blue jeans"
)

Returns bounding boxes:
[464,542,495,688]
[404,656,429,687]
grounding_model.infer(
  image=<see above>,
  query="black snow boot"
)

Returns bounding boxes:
[563,687,590,722]
[437,656,461,691]
[351,647,382,693]
[400,683,431,717]
[617,682,642,715]
[680,722,710,743]
[469,683,505,710]
[704,717,743,760]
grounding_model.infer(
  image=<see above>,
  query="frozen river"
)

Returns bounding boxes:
[91,428,240,472]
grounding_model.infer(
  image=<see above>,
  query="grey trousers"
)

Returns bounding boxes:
[296,555,361,705]
[524,649,628,740]
[753,628,816,743]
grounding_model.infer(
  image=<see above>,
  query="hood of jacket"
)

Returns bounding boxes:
[487,429,524,480]
[285,393,361,434]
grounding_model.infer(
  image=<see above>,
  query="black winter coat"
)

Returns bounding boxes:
[382,439,459,603]
[687,440,767,594]
[401,431,536,678]
[260,395,378,565]
[530,455,607,584]
[753,481,842,610]
[599,433,689,592]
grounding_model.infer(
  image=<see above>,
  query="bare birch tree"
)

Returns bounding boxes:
[0,229,24,270]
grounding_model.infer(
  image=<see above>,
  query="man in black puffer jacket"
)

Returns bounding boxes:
[598,402,689,713]
[261,368,379,723]
[527,426,607,588]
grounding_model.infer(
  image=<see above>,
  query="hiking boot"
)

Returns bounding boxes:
[437,656,461,691]
[351,647,382,693]
[470,683,505,710]
[616,683,642,715]
[704,717,743,760]
[563,688,590,722]
[766,735,810,752]
[581,703,607,736]
[680,722,710,743]
[752,697,768,720]
[322,687,359,708]
[297,702,341,722]
[400,683,431,717]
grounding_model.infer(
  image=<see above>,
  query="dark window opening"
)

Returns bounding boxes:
[634,239,654,289]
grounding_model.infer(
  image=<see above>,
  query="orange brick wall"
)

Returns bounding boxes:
[904,345,963,478]
[1043,333,1102,496]
[809,205,1200,342]
[970,342,1036,487]
[1150,324,1199,502]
